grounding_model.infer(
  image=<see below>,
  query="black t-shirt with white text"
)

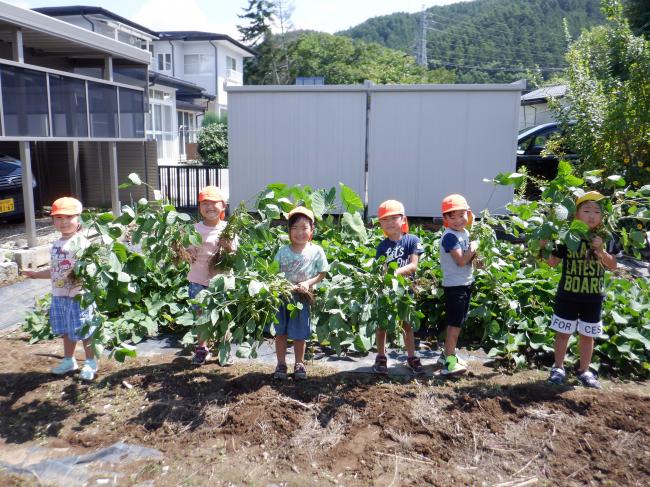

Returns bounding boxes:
[552,238,620,302]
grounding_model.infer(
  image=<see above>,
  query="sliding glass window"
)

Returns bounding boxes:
[49,75,88,137]
[88,81,118,138]
[1,65,49,137]
[119,88,145,138]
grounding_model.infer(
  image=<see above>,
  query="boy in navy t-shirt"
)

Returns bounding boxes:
[373,200,425,376]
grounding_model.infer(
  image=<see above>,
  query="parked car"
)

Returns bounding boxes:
[0,155,37,222]
[516,122,577,184]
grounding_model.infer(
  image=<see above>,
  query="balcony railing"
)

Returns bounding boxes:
[0,58,145,141]
[226,69,243,85]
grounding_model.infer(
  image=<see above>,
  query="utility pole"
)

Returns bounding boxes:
[415,5,427,67]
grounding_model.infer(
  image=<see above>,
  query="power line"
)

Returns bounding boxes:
[425,10,572,47]
[425,26,568,68]
[425,27,567,62]
[428,59,566,72]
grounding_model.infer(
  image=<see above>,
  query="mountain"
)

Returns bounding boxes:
[337,0,605,83]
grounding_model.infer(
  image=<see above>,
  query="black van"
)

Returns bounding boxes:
[516,122,577,182]
[0,155,37,222]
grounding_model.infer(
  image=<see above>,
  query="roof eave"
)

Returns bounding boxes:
[1,1,150,64]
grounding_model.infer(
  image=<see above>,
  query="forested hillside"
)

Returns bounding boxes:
[338,0,605,83]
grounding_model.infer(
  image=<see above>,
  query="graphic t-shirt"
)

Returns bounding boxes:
[187,221,239,286]
[50,233,89,297]
[275,243,329,284]
[552,238,621,301]
[439,228,473,287]
[375,234,424,277]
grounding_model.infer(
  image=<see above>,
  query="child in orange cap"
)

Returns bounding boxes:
[373,200,425,376]
[187,186,238,365]
[23,197,98,381]
[272,206,329,380]
[542,191,619,389]
[439,194,477,376]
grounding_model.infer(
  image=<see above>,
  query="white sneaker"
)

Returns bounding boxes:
[51,357,78,375]
[79,359,99,381]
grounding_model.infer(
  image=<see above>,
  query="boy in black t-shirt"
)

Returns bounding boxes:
[542,191,619,389]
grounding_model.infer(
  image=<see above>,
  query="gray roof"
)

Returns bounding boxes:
[157,31,256,56]
[32,6,159,37]
[521,85,567,105]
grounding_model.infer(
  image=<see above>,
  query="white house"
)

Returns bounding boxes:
[153,31,256,117]
[519,85,567,130]
[33,6,255,164]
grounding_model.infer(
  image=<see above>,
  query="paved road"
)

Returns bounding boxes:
[0,278,50,330]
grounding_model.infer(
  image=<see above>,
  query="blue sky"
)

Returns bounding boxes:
[8,0,469,38]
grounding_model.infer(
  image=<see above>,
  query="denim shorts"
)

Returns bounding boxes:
[50,296,95,341]
[274,299,311,341]
[188,282,207,312]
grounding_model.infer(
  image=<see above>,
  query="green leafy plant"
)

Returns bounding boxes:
[197,122,228,168]
[22,294,54,343]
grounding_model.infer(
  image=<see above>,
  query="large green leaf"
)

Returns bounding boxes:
[339,183,364,214]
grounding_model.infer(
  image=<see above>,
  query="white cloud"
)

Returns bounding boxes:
[3,0,34,10]
[131,0,240,37]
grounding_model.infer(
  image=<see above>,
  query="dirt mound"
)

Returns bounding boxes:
[0,334,649,486]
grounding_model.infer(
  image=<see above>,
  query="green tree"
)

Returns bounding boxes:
[201,111,226,127]
[250,31,454,85]
[238,0,291,84]
[624,0,650,37]
[552,0,650,186]
[340,0,605,84]
[197,123,228,168]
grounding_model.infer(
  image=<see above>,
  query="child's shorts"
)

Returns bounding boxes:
[274,299,311,341]
[549,295,603,338]
[50,296,95,341]
[443,285,472,328]
[188,282,207,312]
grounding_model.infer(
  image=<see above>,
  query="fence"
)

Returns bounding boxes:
[158,165,221,210]
[227,81,524,217]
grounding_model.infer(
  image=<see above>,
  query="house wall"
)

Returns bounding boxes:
[518,99,568,130]
[78,141,159,207]
[151,40,245,110]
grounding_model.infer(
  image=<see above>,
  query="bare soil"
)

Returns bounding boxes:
[0,332,648,487]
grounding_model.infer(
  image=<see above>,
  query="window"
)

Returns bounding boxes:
[184,54,213,74]
[147,96,177,161]
[157,53,171,71]
[119,88,145,138]
[226,56,237,71]
[50,75,88,137]
[88,82,118,138]
[177,110,198,159]
[0,65,49,137]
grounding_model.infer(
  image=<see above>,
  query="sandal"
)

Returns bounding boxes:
[372,354,388,375]
[273,363,288,380]
[406,356,425,376]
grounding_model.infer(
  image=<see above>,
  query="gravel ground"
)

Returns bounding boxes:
[0,217,57,249]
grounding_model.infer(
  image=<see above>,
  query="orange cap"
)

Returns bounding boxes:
[441,194,473,228]
[378,200,409,234]
[51,197,82,216]
[288,206,315,223]
[198,186,226,203]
